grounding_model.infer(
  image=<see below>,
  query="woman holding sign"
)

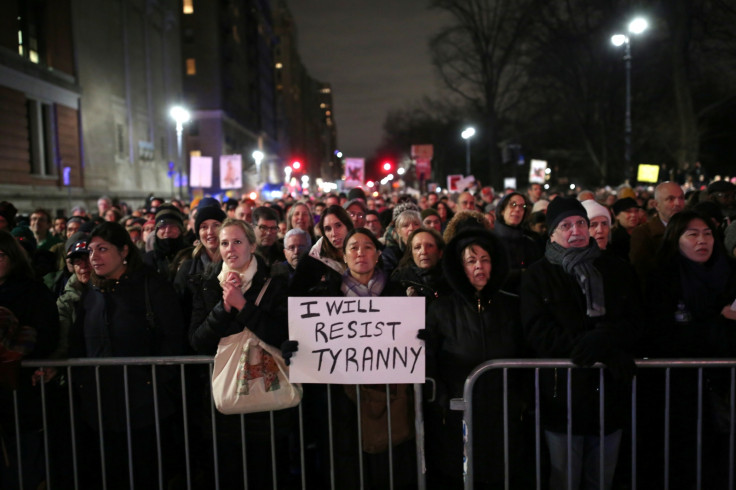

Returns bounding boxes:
[189,218,292,489]
[424,228,529,488]
[284,227,415,489]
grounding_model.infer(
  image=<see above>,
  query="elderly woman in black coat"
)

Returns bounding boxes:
[424,228,527,488]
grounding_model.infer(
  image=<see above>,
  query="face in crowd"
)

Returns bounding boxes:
[219,223,256,270]
[502,195,527,227]
[462,244,491,291]
[255,217,279,247]
[344,231,381,283]
[551,216,589,249]
[678,218,713,263]
[588,216,610,250]
[88,237,128,280]
[410,231,442,270]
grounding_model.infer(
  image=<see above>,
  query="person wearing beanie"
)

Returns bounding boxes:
[343,198,368,228]
[707,179,736,219]
[143,204,187,282]
[347,187,367,203]
[582,200,612,251]
[522,195,641,489]
[608,197,640,261]
[173,204,227,329]
[421,208,442,232]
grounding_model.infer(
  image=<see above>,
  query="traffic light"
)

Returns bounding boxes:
[382,161,392,173]
[291,160,302,171]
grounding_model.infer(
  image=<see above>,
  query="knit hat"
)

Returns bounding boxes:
[582,200,611,225]
[347,187,367,202]
[725,221,736,258]
[197,197,221,209]
[154,204,184,230]
[546,197,589,231]
[194,205,227,234]
[612,197,639,216]
[11,226,36,252]
[618,187,637,200]
[392,202,422,221]
[0,201,18,230]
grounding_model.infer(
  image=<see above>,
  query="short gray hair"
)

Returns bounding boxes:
[283,227,312,249]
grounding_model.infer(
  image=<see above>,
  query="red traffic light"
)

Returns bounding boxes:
[382,161,392,172]
[291,161,302,170]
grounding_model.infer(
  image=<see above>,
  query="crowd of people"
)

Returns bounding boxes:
[1,178,736,489]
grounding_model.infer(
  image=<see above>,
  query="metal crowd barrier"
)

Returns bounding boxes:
[451,359,736,490]
[5,356,426,490]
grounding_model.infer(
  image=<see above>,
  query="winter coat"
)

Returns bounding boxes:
[424,228,527,485]
[69,265,185,431]
[54,273,88,359]
[521,248,642,435]
[493,221,543,294]
[143,236,187,282]
[390,263,451,305]
[0,276,59,433]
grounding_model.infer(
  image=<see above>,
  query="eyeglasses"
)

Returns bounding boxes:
[508,202,527,209]
[348,212,365,220]
[257,224,279,233]
[556,219,588,232]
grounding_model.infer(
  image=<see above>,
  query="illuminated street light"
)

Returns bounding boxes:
[252,150,264,181]
[169,105,191,200]
[611,16,649,173]
[461,127,476,176]
[397,167,406,176]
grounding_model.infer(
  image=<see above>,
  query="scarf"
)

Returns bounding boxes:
[545,239,605,317]
[217,255,258,294]
[341,268,387,297]
[678,251,730,321]
[308,237,346,275]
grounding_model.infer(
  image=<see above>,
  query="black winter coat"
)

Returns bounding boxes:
[521,248,642,434]
[493,221,543,294]
[390,263,451,304]
[424,229,527,485]
[70,266,185,431]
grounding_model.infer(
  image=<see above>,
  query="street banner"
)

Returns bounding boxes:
[529,159,547,184]
[344,158,364,188]
[190,156,213,188]
[447,174,463,192]
[287,297,425,384]
[220,154,242,189]
[411,144,433,182]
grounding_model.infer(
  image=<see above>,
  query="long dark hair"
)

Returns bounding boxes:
[658,210,720,264]
[398,227,445,269]
[89,221,144,272]
[0,230,33,282]
[318,205,354,261]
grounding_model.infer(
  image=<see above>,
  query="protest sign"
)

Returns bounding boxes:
[287,297,425,384]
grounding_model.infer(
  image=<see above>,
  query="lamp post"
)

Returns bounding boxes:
[252,150,264,184]
[169,105,191,200]
[461,127,476,176]
[611,17,648,174]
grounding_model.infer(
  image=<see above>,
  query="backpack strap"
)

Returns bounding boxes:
[254,278,272,306]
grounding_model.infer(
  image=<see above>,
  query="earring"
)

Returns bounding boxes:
[123,258,128,265]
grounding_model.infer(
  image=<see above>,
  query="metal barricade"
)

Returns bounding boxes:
[4,356,426,490]
[450,359,736,490]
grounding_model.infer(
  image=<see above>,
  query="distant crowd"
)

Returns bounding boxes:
[1,178,736,489]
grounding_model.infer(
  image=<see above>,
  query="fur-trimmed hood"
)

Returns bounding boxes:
[442,228,510,300]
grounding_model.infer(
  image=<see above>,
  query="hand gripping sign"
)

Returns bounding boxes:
[287,297,425,384]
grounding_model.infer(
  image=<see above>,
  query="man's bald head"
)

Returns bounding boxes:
[654,182,685,223]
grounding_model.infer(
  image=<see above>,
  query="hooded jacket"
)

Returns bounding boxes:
[424,229,527,485]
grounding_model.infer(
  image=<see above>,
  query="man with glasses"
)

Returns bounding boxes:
[343,199,368,228]
[252,206,284,267]
[521,196,640,490]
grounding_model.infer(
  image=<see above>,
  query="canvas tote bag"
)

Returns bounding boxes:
[211,279,302,414]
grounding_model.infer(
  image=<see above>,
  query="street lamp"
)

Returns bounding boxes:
[461,127,476,176]
[252,150,264,184]
[169,105,191,200]
[611,17,648,173]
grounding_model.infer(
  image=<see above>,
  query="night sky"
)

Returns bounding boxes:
[286,0,451,159]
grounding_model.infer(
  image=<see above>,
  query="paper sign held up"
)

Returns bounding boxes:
[287,297,426,384]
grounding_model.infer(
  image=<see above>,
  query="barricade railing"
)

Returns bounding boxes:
[450,359,736,490]
[4,356,426,490]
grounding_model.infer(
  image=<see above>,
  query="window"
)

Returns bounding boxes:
[17,4,42,64]
[183,0,193,14]
[186,58,196,75]
[27,99,57,176]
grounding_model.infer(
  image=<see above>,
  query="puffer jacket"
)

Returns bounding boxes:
[424,228,527,485]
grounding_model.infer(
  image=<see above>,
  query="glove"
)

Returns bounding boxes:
[570,329,614,367]
[281,340,299,366]
[417,328,428,341]
[604,348,636,383]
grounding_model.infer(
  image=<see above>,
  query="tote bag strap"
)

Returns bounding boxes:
[254,278,271,306]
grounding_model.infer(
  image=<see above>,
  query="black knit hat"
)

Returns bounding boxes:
[195,205,227,234]
[612,197,639,216]
[0,201,17,230]
[154,204,184,230]
[546,197,589,231]
[347,187,367,202]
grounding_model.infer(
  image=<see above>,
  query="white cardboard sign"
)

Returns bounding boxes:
[287,297,426,384]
